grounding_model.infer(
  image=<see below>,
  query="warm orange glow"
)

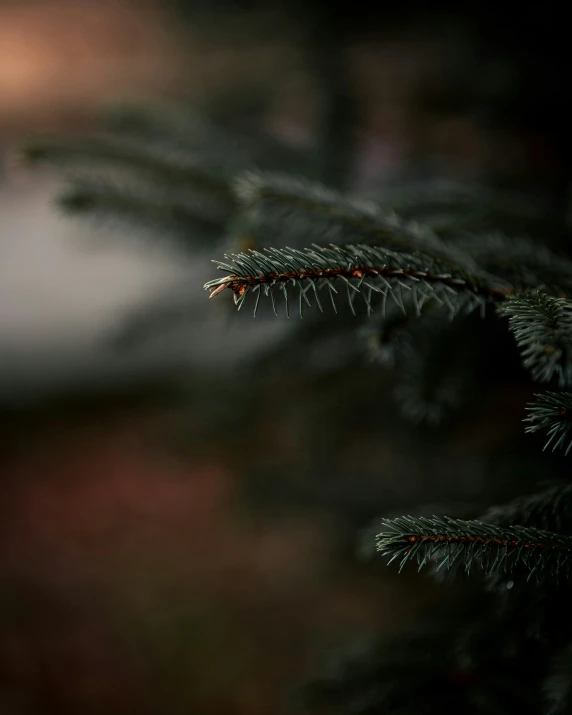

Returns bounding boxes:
[0,0,188,132]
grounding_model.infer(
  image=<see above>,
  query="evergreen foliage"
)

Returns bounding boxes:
[525,393,572,455]
[376,515,572,581]
[23,17,572,712]
[201,137,572,708]
[499,294,572,387]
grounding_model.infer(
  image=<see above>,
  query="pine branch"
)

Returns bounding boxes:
[498,293,572,387]
[525,393,572,455]
[204,243,510,318]
[359,502,481,562]
[233,170,476,267]
[376,515,572,582]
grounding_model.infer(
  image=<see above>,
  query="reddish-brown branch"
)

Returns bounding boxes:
[403,533,572,552]
[208,265,513,300]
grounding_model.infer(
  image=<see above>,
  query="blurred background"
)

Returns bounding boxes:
[1,1,570,713]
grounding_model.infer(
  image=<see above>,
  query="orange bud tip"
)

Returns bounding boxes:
[209,284,228,299]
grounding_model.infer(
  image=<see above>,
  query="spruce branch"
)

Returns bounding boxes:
[498,293,572,386]
[204,243,510,318]
[525,393,572,455]
[233,170,476,267]
[376,515,572,581]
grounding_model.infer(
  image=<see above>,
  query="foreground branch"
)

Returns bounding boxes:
[204,244,511,318]
[376,515,572,582]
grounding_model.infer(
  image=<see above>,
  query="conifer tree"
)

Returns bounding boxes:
[21,3,572,712]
